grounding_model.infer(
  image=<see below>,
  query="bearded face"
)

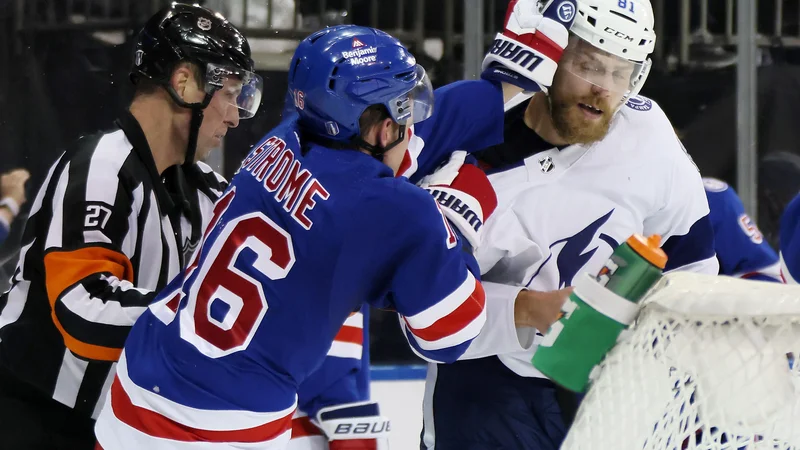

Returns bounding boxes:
[547,37,639,145]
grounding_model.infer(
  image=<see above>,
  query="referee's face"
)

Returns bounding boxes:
[194,78,243,162]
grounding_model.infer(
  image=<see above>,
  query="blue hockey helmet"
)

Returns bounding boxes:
[287,25,434,150]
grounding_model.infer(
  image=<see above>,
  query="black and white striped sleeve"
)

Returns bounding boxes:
[42,137,153,362]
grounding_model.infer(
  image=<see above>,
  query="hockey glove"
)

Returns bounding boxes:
[315,401,390,450]
[482,0,576,93]
[419,151,498,250]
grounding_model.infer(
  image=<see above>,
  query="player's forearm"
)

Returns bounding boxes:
[513,287,573,332]
[457,282,578,361]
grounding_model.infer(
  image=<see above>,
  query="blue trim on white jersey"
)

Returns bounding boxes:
[661,214,716,272]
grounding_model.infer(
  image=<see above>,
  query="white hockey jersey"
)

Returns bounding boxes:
[465,95,719,377]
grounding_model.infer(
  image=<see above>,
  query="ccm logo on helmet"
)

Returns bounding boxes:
[488,38,544,72]
[604,26,635,43]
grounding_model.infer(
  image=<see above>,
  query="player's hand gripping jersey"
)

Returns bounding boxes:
[95,48,509,450]
[703,177,781,281]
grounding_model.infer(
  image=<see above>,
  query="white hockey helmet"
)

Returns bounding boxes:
[558,0,657,102]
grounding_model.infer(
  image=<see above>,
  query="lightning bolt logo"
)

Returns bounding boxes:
[526,209,619,288]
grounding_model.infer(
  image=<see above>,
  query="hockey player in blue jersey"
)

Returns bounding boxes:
[703,177,782,282]
[779,193,800,283]
[95,2,578,447]
[282,2,580,446]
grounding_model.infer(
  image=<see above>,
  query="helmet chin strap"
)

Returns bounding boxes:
[164,84,216,168]
[184,109,205,167]
[352,125,406,162]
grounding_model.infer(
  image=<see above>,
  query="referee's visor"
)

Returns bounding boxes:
[205,62,264,119]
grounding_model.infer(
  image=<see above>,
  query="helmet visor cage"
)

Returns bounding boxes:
[206,62,264,119]
[387,65,434,125]
[560,37,647,103]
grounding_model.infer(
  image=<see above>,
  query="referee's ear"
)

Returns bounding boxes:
[170,65,193,103]
[170,63,205,104]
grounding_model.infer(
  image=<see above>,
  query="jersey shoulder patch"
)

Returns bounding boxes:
[617,95,668,132]
[703,177,729,193]
[625,95,653,112]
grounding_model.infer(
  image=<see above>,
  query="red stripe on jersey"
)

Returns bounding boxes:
[291,416,323,438]
[165,291,182,314]
[397,152,413,179]
[110,376,293,443]
[405,281,485,342]
[503,29,564,63]
[396,128,415,178]
[334,325,363,345]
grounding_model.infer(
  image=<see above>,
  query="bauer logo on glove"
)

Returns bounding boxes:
[316,401,391,443]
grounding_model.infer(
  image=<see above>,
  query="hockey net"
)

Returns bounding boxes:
[562,272,800,450]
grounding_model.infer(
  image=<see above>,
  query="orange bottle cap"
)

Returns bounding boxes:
[626,234,668,269]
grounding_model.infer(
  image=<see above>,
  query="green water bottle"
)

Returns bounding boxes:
[531,234,667,392]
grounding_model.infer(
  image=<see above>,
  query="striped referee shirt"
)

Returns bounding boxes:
[0,110,226,418]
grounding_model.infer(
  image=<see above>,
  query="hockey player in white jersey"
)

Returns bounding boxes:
[421,1,718,449]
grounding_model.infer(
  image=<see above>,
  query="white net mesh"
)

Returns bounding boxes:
[562,272,800,450]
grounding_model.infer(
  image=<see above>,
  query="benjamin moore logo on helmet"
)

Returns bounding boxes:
[557,1,576,22]
[625,95,652,111]
[197,17,212,31]
[342,46,378,65]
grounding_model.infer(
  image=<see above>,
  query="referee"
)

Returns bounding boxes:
[0,4,263,449]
